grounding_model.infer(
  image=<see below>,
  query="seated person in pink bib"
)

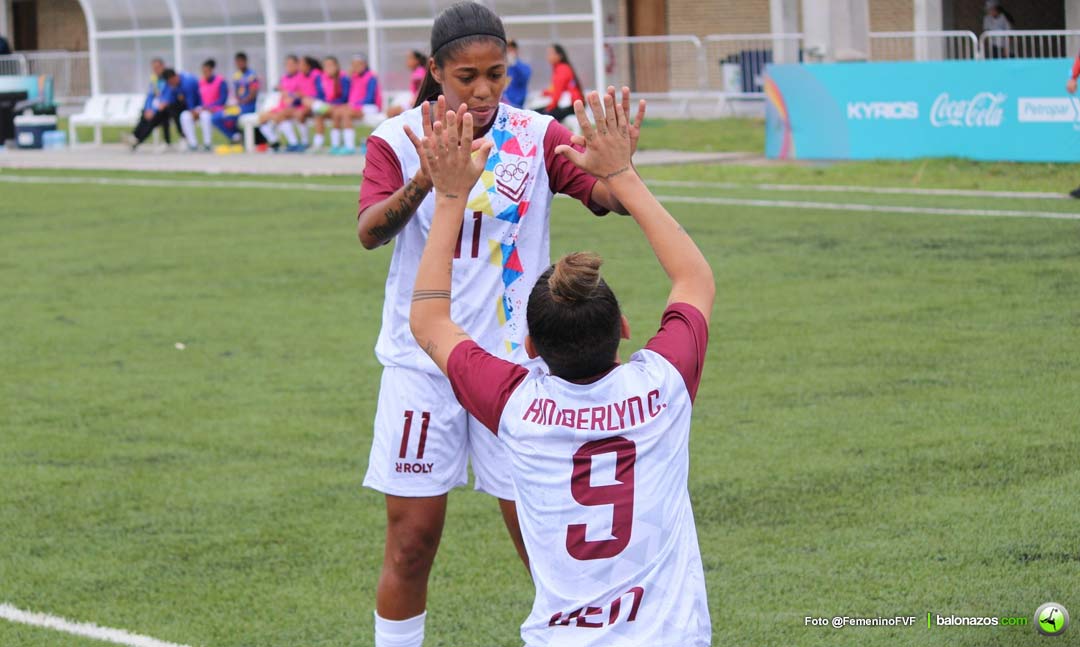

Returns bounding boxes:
[328,53,384,155]
[304,55,350,153]
[257,55,302,150]
[193,58,228,151]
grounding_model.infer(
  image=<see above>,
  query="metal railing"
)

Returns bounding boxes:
[980,29,1080,59]
[869,31,980,62]
[705,33,804,95]
[0,50,91,104]
[604,35,707,97]
[0,53,29,76]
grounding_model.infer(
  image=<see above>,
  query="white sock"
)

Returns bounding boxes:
[330,129,342,148]
[259,122,278,144]
[374,612,425,647]
[179,111,197,148]
[312,133,325,150]
[199,111,213,146]
[344,128,356,150]
[279,120,299,146]
[298,122,309,145]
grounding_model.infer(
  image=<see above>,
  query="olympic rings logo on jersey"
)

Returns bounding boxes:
[495,161,530,202]
[495,161,528,182]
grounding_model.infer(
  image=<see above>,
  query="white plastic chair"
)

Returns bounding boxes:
[69,95,109,147]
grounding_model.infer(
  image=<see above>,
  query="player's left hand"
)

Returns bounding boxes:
[567,87,645,154]
[1068,78,1077,94]
[423,104,495,198]
[607,86,646,155]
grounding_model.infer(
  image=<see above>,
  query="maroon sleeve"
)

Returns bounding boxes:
[447,341,529,434]
[543,120,608,216]
[358,135,404,218]
[644,303,710,403]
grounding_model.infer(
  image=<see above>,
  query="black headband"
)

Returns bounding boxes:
[432,30,507,55]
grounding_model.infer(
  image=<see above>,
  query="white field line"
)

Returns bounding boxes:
[0,603,196,647]
[0,173,356,193]
[646,179,1070,200]
[655,194,1080,220]
[1,173,1078,221]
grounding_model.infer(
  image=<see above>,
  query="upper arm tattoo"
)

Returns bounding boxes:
[367,178,430,244]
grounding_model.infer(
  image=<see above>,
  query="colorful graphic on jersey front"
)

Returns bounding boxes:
[467,109,541,354]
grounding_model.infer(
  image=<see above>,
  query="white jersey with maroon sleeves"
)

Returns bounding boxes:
[360,103,601,374]
[447,304,712,647]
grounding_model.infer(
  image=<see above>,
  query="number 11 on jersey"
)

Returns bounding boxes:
[454,211,483,260]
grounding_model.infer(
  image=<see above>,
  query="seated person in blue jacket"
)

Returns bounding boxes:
[130,58,169,149]
[211,51,260,146]
[132,67,201,151]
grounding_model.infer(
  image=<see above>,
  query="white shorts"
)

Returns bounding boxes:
[363,366,515,499]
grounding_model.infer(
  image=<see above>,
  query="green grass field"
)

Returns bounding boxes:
[1,163,1078,647]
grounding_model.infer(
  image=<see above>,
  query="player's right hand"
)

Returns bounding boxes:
[1068,79,1077,94]
[555,91,632,182]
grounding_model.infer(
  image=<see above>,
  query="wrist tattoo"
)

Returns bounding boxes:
[412,289,452,302]
[442,192,460,199]
[602,166,632,180]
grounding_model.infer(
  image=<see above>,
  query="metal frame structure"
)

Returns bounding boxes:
[980,29,1080,59]
[74,0,605,97]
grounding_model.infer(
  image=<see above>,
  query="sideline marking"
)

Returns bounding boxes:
[1,173,1077,221]
[646,179,1071,200]
[0,603,197,647]
[655,194,1080,221]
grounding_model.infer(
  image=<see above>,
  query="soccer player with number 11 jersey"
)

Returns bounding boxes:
[410,90,714,646]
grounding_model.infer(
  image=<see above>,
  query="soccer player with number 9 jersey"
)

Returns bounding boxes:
[410,90,714,646]
[355,3,645,645]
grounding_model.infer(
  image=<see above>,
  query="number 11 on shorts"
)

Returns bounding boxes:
[398,410,430,460]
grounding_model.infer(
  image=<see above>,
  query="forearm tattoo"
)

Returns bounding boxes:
[367,178,430,243]
[411,290,452,302]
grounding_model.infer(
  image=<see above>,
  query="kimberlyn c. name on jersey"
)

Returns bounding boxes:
[521,389,667,431]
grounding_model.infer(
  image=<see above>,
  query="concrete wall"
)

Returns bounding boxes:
[37,0,86,51]
[667,0,773,36]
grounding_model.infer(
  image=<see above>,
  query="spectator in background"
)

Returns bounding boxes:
[330,53,383,155]
[129,59,172,151]
[307,55,349,153]
[386,50,427,118]
[131,68,195,151]
[0,34,11,55]
[194,58,228,152]
[503,39,531,108]
[171,67,203,150]
[211,51,259,150]
[289,56,323,149]
[539,43,584,123]
[983,1,1013,59]
[257,54,302,151]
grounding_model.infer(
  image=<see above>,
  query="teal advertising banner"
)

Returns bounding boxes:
[764,59,1080,162]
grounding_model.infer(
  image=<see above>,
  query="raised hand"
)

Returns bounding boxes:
[606,85,646,155]
[423,104,495,199]
[555,91,633,182]
[403,95,448,187]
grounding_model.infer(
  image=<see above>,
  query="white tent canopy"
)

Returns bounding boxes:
[77,0,605,98]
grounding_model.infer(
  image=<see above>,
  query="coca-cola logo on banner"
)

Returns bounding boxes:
[930,92,1007,128]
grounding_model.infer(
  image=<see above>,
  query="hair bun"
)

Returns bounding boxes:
[548,252,603,304]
